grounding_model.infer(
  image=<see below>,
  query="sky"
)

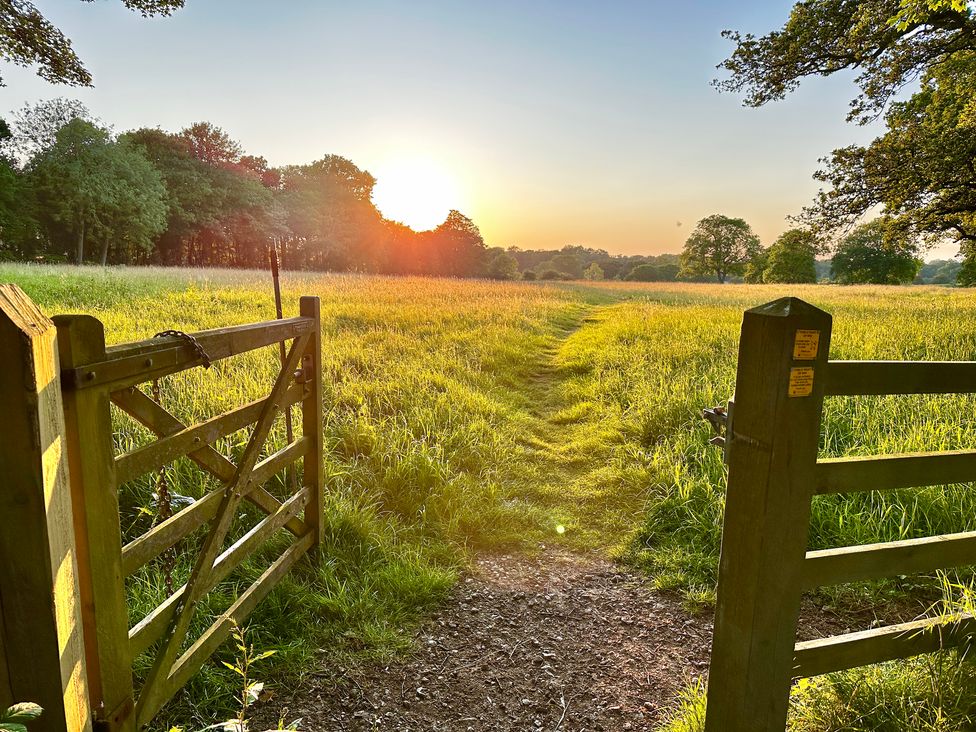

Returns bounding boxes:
[4,0,942,256]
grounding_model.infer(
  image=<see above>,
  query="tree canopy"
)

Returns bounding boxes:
[0,0,184,86]
[830,220,920,284]
[717,0,976,123]
[28,118,167,264]
[719,0,976,275]
[0,107,501,275]
[763,229,819,284]
[679,214,762,283]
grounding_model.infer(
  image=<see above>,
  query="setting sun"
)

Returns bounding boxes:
[370,158,465,232]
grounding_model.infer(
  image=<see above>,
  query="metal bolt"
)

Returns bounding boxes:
[85,371,96,381]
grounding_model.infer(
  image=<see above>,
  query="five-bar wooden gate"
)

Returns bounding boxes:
[0,285,323,732]
[704,297,976,731]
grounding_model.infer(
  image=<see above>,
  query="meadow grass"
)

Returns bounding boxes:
[4,264,976,730]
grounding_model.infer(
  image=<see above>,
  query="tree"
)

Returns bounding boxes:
[279,155,381,271]
[803,52,976,248]
[487,251,520,280]
[830,221,920,284]
[424,210,487,277]
[626,263,679,282]
[180,122,244,168]
[121,128,217,263]
[763,229,818,283]
[583,262,604,280]
[959,243,976,286]
[719,2,976,259]
[679,214,762,283]
[0,0,184,86]
[5,98,93,160]
[743,249,767,283]
[550,252,584,278]
[717,1,976,124]
[29,119,166,264]
[0,116,35,256]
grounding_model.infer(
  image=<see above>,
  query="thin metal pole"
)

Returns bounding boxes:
[269,242,298,494]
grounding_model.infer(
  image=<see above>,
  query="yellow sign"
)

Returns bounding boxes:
[793,330,820,360]
[789,367,815,397]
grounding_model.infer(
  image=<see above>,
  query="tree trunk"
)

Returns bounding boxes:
[99,238,110,266]
[76,218,86,265]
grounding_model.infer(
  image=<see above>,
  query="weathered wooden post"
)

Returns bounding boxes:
[299,296,324,547]
[0,285,91,732]
[704,297,832,731]
[54,316,135,732]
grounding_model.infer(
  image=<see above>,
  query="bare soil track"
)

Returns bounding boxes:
[254,550,712,731]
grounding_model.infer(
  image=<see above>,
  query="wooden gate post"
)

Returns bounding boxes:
[54,316,134,732]
[0,285,91,732]
[299,296,324,547]
[704,298,832,731]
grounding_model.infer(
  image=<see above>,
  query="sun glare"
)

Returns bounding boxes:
[371,158,464,232]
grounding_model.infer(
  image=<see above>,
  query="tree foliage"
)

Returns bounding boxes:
[830,220,920,284]
[717,0,976,123]
[719,0,976,275]
[680,214,762,283]
[28,118,167,264]
[487,251,520,280]
[763,229,819,283]
[583,262,604,280]
[0,0,184,86]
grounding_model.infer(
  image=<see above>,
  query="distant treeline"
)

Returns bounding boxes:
[0,101,495,275]
[486,246,682,282]
[0,101,967,285]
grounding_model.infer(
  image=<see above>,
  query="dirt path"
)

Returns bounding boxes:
[257,550,712,731]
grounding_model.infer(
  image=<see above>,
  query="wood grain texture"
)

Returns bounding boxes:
[815,450,976,494]
[62,316,315,392]
[54,314,134,732]
[704,298,832,732]
[0,285,92,732]
[825,360,976,396]
[300,297,325,548]
[803,531,976,588]
[794,613,976,678]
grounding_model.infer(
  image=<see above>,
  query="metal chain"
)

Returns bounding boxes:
[147,330,211,595]
[151,376,176,595]
[153,329,213,368]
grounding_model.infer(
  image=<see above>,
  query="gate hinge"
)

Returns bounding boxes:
[93,696,134,732]
[702,399,734,463]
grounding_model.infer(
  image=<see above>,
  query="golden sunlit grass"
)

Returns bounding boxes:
[5,264,976,730]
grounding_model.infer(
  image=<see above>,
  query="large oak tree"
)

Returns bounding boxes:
[679,214,762,283]
[718,0,976,280]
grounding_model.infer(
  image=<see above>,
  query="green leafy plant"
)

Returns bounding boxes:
[0,704,43,732]
[217,621,279,732]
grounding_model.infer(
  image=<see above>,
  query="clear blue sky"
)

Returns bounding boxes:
[4,0,917,255]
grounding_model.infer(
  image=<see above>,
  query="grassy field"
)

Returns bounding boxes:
[4,263,976,730]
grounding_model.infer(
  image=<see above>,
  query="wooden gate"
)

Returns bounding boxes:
[704,297,976,731]
[0,285,323,732]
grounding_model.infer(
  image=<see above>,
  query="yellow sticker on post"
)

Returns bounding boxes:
[789,367,815,397]
[793,329,820,360]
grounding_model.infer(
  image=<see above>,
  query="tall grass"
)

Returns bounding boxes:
[5,265,976,730]
[1,265,585,727]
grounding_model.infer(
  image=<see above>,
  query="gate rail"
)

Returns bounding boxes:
[0,285,323,732]
[704,297,976,731]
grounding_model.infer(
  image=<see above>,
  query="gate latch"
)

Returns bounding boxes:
[702,400,734,462]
